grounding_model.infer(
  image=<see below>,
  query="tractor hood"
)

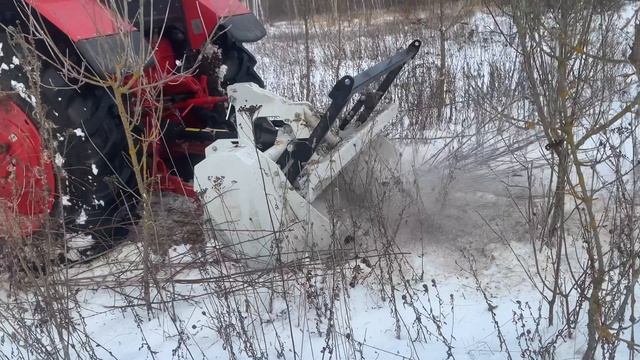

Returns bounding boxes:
[24,0,133,42]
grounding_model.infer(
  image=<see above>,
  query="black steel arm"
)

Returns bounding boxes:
[278,39,422,185]
[350,40,422,95]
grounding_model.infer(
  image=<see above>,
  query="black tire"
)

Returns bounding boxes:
[1,29,138,259]
[39,68,139,257]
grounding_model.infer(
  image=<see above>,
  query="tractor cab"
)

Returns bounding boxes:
[116,0,265,43]
[113,0,265,70]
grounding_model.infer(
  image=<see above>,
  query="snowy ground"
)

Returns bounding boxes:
[1,4,640,360]
[0,143,597,359]
[0,161,549,360]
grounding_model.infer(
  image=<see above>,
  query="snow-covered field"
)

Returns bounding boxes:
[2,4,640,360]
[2,160,555,360]
[0,156,599,359]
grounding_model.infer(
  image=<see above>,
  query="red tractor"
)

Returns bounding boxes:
[0,0,265,256]
[0,0,420,264]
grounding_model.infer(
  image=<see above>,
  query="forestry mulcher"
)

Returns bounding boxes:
[0,0,420,266]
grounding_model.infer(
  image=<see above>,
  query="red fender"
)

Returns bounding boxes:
[202,0,250,16]
[24,0,133,41]
[24,0,252,45]
[181,0,252,49]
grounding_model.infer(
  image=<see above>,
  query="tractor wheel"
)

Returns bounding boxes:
[39,67,139,258]
[0,30,138,261]
[0,32,137,261]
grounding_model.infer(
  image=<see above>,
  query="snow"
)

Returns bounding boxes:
[76,209,88,225]
[55,153,65,167]
[73,128,86,139]
[10,80,36,105]
[2,141,601,359]
[65,233,95,250]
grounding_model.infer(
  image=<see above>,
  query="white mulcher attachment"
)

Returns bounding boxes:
[195,40,421,267]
